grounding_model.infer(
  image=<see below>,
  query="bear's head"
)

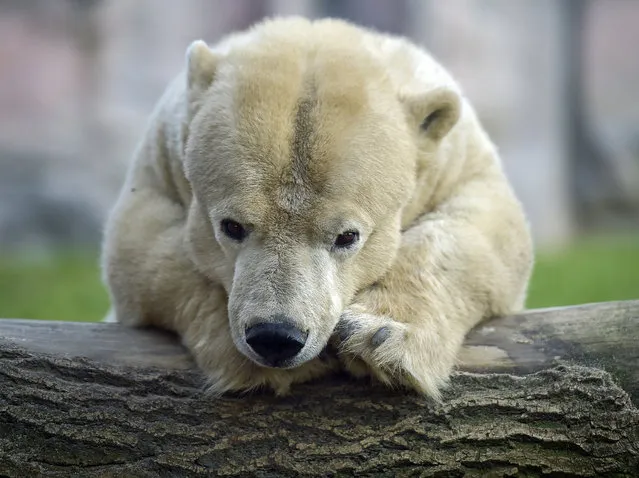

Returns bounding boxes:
[182,24,461,370]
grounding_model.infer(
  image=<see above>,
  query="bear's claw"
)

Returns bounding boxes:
[370,326,391,348]
[336,317,360,342]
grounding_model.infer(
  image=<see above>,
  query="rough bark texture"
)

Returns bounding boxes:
[460,300,639,402]
[0,301,638,477]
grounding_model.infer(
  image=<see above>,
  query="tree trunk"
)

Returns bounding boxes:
[1,301,638,477]
[561,0,633,227]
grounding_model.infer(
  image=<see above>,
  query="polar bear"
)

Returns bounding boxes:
[101,17,533,400]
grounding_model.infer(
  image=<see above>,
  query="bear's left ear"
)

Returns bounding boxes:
[186,40,220,117]
[401,87,461,142]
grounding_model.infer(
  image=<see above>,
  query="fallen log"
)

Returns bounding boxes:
[0,300,638,476]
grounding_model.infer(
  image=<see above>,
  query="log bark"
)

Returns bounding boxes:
[0,300,638,477]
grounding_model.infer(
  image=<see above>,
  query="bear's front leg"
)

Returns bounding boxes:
[334,173,533,400]
[335,287,465,400]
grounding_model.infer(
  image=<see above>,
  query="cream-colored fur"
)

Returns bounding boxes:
[101,17,533,400]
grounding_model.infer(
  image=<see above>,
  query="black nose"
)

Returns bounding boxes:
[245,321,307,367]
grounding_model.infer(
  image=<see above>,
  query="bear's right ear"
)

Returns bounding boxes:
[401,87,461,143]
[186,40,219,117]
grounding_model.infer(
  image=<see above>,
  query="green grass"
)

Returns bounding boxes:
[0,235,637,322]
[0,251,109,322]
[526,234,639,309]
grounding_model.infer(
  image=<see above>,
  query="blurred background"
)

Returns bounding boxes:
[0,0,637,322]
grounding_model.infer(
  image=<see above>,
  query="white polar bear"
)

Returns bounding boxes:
[101,17,533,400]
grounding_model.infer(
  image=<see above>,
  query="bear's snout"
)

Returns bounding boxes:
[245,319,308,367]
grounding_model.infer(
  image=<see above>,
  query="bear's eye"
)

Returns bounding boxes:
[334,231,359,249]
[221,219,248,242]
